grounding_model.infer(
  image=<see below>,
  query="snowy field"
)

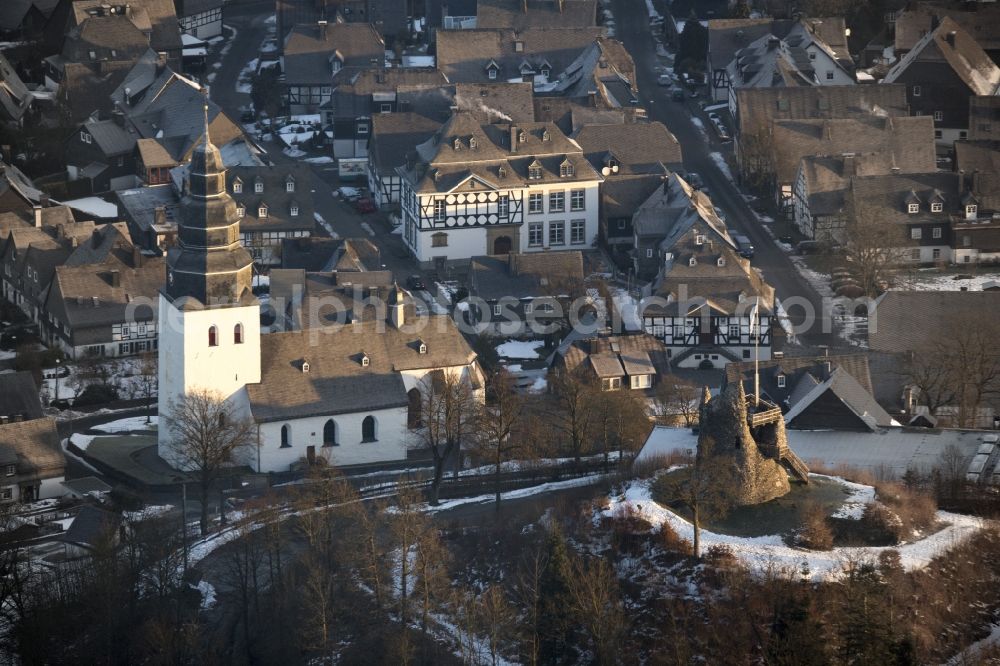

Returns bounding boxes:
[91,416,158,433]
[893,272,1000,292]
[605,477,985,581]
[495,340,544,360]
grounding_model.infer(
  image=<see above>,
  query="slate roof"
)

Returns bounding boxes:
[771,115,935,184]
[884,17,1000,97]
[708,18,776,71]
[0,417,64,478]
[725,353,876,395]
[556,333,669,378]
[0,0,38,32]
[0,371,43,422]
[955,140,1000,211]
[64,222,134,266]
[602,174,664,220]
[846,171,964,229]
[435,27,604,84]
[116,183,180,238]
[227,165,315,233]
[82,118,137,156]
[469,251,584,301]
[650,244,775,316]
[246,317,477,423]
[969,96,1000,141]
[894,2,1000,54]
[633,173,731,245]
[282,23,385,86]
[370,113,443,177]
[475,0,597,30]
[0,52,31,123]
[574,122,683,175]
[533,96,630,135]
[70,0,182,56]
[61,506,118,549]
[453,82,536,123]
[328,67,448,121]
[868,291,1000,353]
[734,84,909,133]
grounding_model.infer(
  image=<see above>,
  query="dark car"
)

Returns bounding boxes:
[406,275,426,291]
[354,197,376,214]
[671,88,685,102]
[733,234,755,259]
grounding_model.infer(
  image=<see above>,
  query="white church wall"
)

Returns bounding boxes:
[257,406,408,472]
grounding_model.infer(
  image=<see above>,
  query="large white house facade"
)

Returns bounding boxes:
[397,114,602,266]
[158,129,483,472]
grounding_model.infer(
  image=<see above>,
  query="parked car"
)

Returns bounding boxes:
[733,234,755,259]
[406,275,426,291]
[657,74,672,86]
[671,88,685,102]
[354,197,376,214]
[796,240,820,254]
[686,172,704,189]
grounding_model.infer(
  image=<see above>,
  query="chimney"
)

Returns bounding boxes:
[132,246,142,268]
[39,193,49,208]
[110,269,120,288]
[154,205,166,228]
[509,125,518,152]
[318,19,328,39]
[767,36,780,50]
[945,31,956,48]
[32,205,42,228]
[824,360,832,377]
[155,52,167,76]
[843,153,856,176]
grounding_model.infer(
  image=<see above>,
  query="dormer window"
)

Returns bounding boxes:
[254,180,263,193]
[453,137,462,150]
[290,203,299,216]
[542,130,550,142]
[488,68,497,80]
[908,203,919,214]
[236,204,245,217]
[361,353,370,367]
[302,361,310,373]
[528,161,542,180]
[418,341,427,354]
[559,160,574,178]
[695,235,705,245]
[498,166,507,178]
[469,137,477,149]
[542,68,550,78]
[233,179,243,194]
[258,204,268,218]
[777,374,786,388]
[717,257,725,267]
[286,178,295,193]
[518,131,526,143]
[967,204,978,218]
[931,202,943,213]
[688,257,697,266]
[514,40,524,53]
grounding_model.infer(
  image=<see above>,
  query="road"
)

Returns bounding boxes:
[609,0,839,348]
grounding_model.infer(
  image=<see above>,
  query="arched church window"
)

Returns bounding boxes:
[280,424,291,448]
[208,325,218,347]
[234,322,244,344]
[361,416,377,442]
[323,419,337,447]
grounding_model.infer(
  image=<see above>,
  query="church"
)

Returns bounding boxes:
[156,125,484,473]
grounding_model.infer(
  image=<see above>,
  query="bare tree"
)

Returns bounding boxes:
[655,376,701,427]
[737,129,775,194]
[411,371,479,505]
[842,204,912,297]
[547,369,598,463]
[594,388,650,468]
[655,436,737,557]
[566,554,627,666]
[474,371,527,511]
[134,352,157,424]
[164,389,256,535]
[478,584,516,666]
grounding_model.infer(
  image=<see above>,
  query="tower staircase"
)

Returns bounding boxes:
[746,395,810,484]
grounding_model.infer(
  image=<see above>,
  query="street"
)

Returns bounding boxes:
[609,0,839,348]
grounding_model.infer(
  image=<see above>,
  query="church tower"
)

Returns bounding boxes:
[157,108,261,460]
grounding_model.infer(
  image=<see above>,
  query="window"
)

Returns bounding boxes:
[286,180,295,192]
[498,195,509,217]
[630,374,650,389]
[935,130,943,139]
[908,203,919,214]
[528,222,543,246]
[729,324,740,338]
[825,71,834,80]
[361,354,370,367]
[549,221,564,245]
[912,85,921,96]
[524,302,533,313]
[911,228,922,240]
[777,374,786,388]
[0,487,10,501]
[931,202,943,213]
[236,204,245,217]
[601,377,622,391]
[80,131,91,144]
[570,189,585,211]
[959,131,967,140]
[4,465,13,477]
[549,191,565,212]
[362,416,377,442]
[357,121,369,135]
[559,162,574,178]
[323,419,337,446]
[569,219,585,244]
[233,181,242,193]
[695,235,705,245]
[432,232,448,247]
[932,248,941,259]
[932,226,942,239]
[911,248,920,260]
[254,181,263,193]
[380,103,391,113]
[979,123,992,133]
[933,110,943,121]
[488,68,497,80]
[492,304,502,316]
[528,163,542,180]
[434,199,446,222]
[528,193,543,213]
[963,235,972,247]
[280,424,291,448]
[234,323,244,344]
[646,248,653,258]
[258,206,268,218]
[290,203,300,216]
[208,325,218,347]
[966,204,977,217]
[809,51,816,60]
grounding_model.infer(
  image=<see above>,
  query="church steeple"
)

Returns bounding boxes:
[164,98,254,308]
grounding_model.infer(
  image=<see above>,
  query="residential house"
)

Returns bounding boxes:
[0,371,44,423]
[116,183,179,251]
[725,354,894,431]
[706,18,775,102]
[268,268,395,332]
[0,52,33,126]
[893,2,1000,65]
[43,245,162,358]
[61,506,118,558]
[868,290,1000,428]
[0,162,47,213]
[552,333,669,392]
[397,113,602,266]
[769,115,935,215]
[573,121,683,254]
[631,173,731,281]
[846,171,966,264]
[436,0,477,29]
[475,0,597,30]
[0,0,59,37]
[0,416,66,502]
[969,95,1000,141]
[369,112,444,208]
[64,115,137,193]
[175,0,223,40]
[281,22,385,115]
[723,20,855,113]
[65,0,183,64]
[324,67,448,162]
[951,146,1000,263]
[883,18,1000,144]
[226,165,316,265]
[466,250,585,337]
[278,236,381,271]
[792,125,938,240]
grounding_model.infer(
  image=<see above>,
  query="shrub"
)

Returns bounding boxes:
[876,482,938,537]
[703,544,738,568]
[861,502,904,543]
[609,505,653,556]
[797,503,834,550]
[74,383,119,406]
[657,521,692,556]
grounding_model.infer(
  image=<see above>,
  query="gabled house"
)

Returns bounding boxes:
[725,355,893,432]
[0,162,46,214]
[769,115,935,216]
[281,22,385,115]
[884,18,1000,144]
[552,333,669,392]
[969,95,1000,141]
[278,236,381,272]
[226,165,316,265]
[175,0,223,40]
[268,268,395,332]
[0,0,58,37]
[466,250,585,337]
[65,115,138,193]
[396,112,603,266]
[0,371,44,423]
[951,147,1000,264]
[476,0,597,30]
[0,52,33,127]
[0,416,66,502]
[61,506,118,558]
[368,112,443,208]
[893,2,1000,65]
[65,0,183,65]
[116,183,179,252]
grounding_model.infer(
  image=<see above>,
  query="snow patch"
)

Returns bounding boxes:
[496,340,543,360]
[90,416,158,433]
[709,152,735,183]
